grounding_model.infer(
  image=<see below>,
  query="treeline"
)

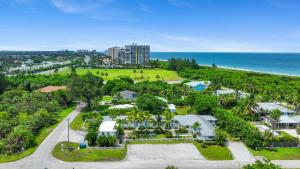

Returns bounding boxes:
[0,89,72,154]
[168,58,199,71]
[214,109,263,148]
[178,67,300,105]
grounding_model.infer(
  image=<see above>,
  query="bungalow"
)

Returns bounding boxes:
[216,88,248,98]
[119,90,137,101]
[185,81,211,91]
[256,102,295,116]
[266,115,300,129]
[168,104,176,113]
[98,121,117,136]
[171,115,217,141]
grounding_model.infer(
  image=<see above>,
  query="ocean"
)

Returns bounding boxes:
[151,52,300,76]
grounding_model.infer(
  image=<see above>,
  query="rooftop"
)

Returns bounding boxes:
[185,81,211,87]
[99,121,116,132]
[168,104,176,110]
[37,86,67,93]
[109,104,134,110]
[257,102,295,114]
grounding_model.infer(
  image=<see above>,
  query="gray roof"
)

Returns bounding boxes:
[200,115,217,121]
[174,115,216,137]
[257,102,295,114]
[279,115,298,124]
[120,90,136,99]
[291,115,300,123]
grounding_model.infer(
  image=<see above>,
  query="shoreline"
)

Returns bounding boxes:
[152,58,300,77]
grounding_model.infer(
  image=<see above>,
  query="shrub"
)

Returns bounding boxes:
[215,128,227,146]
[243,160,282,169]
[178,127,188,134]
[96,135,117,147]
[164,130,173,138]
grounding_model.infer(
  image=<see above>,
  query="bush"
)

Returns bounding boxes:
[244,160,282,169]
[164,130,173,138]
[178,127,188,134]
[96,135,117,147]
[215,128,227,146]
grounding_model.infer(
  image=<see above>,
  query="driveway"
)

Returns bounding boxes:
[227,142,255,161]
[127,144,205,161]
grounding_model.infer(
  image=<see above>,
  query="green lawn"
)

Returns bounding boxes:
[176,106,191,115]
[52,142,126,162]
[70,113,84,131]
[102,96,113,102]
[59,68,183,81]
[0,105,76,163]
[194,142,233,160]
[249,147,300,160]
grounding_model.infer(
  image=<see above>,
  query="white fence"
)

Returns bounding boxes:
[126,138,196,143]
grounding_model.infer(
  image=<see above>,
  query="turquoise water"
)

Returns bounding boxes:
[151,52,300,76]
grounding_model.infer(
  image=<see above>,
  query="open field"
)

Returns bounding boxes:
[59,68,183,81]
[249,147,300,160]
[0,105,76,163]
[52,142,127,162]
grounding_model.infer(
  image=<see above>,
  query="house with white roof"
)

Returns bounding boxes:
[168,104,176,113]
[185,81,211,91]
[109,104,134,110]
[256,102,295,116]
[98,121,117,136]
[171,115,217,141]
[216,88,248,98]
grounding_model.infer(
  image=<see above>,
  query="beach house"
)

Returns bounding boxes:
[185,81,211,91]
[98,121,117,136]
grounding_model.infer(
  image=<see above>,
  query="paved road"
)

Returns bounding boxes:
[0,103,299,169]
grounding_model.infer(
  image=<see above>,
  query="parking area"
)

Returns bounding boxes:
[126,143,205,161]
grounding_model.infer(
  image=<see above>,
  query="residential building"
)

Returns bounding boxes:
[124,43,150,65]
[216,88,248,98]
[168,104,176,113]
[119,90,137,101]
[171,115,217,141]
[98,121,117,136]
[108,104,135,110]
[185,81,211,91]
[256,102,295,116]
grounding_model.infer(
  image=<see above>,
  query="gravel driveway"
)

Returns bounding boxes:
[126,144,205,161]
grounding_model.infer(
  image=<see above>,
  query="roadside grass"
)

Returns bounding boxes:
[70,113,84,131]
[248,147,300,160]
[59,68,183,81]
[0,105,76,163]
[52,142,126,162]
[176,106,191,115]
[193,142,233,160]
[128,140,233,160]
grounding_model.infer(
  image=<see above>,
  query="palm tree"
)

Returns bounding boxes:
[143,111,152,129]
[263,129,273,147]
[127,109,143,129]
[163,110,174,129]
[243,93,258,118]
[115,118,126,144]
[192,122,201,134]
[270,109,281,149]
[155,75,160,81]
[133,69,137,79]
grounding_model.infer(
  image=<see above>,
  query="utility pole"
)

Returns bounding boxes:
[67,118,70,151]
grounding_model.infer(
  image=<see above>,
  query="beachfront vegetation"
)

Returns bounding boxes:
[243,160,282,169]
[52,141,126,162]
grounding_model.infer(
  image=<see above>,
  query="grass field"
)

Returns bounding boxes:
[0,105,76,163]
[194,143,233,160]
[52,142,127,162]
[176,106,191,115]
[249,147,300,160]
[59,68,183,81]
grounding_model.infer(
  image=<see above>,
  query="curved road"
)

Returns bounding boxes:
[0,103,299,169]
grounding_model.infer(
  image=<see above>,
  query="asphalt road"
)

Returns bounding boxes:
[0,103,299,169]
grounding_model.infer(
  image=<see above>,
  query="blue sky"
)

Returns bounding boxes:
[0,0,300,52]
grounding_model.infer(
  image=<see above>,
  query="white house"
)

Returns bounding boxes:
[98,121,117,136]
[256,102,295,116]
[168,104,176,113]
[171,115,217,141]
[216,88,248,98]
[109,104,134,110]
